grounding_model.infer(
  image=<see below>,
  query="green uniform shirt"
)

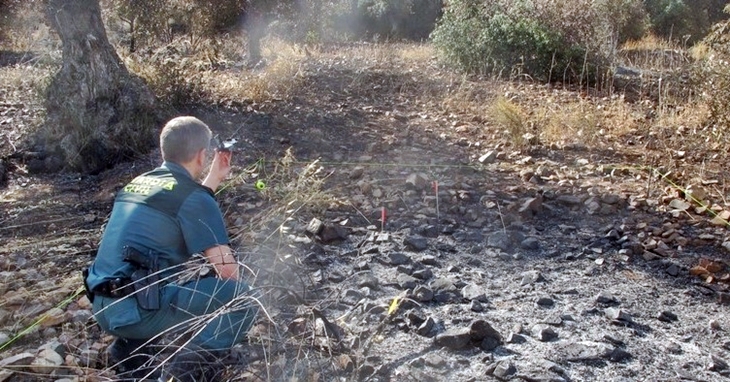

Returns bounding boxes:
[87,161,228,290]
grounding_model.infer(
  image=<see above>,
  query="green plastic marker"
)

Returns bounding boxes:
[255,180,266,190]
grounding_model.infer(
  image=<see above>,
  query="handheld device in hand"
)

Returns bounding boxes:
[212,135,238,152]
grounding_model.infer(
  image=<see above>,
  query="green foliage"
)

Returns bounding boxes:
[644,0,728,44]
[431,0,655,82]
[431,0,588,81]
[355,0,442,40]
[106,0,246,50]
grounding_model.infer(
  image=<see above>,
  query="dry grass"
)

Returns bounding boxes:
[621,34,679,52]
[490,97,528,147]
[122,36,306,106]
[397,43,435,63]
[537,96,641,145]
[228,149,338,244]
[203,55,304,103]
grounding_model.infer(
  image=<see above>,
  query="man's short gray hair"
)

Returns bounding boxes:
[160,116,212,163]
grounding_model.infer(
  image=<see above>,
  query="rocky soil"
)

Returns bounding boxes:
[2,44,730,382]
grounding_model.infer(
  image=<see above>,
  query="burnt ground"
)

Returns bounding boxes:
[1,43,730,381]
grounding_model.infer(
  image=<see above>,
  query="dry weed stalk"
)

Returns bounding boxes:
[490,97,527,147]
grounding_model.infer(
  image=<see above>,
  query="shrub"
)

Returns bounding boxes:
[106,0,247,50]
[644,0,727,45]
[431,0,648,83]
[356,0,443,40]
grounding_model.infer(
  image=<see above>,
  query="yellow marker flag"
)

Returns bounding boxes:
[388,296,400,315]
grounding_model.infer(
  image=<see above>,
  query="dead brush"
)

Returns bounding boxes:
[490,97,528,147]
[204,37,305,103]
[203,57,304,104]
[537,101,604,146]
[220,149,352,381]
[439,78,488,116]
[230,148,336,244]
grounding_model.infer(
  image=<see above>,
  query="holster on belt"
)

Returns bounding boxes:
[82,268,95,303]
[123,246,161,310]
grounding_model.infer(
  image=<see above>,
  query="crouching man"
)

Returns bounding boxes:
[83,116,257,381]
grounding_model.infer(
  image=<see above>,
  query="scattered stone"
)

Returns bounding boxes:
[412,285,434,302]
[506,332,526,344]
[609,347,632,362]
[669,199,691,211]
[419,255,439,266]
[490,360,517,380]
[417,317,435,336]
[605,229,621,240]
[487,232,512,252]
[521,270,545,286]
[553,341,612,362]
[469,320,501,342]
[536,296,554,307]
[556,195,584,207]
[306,218,324,235]
[710,354,729,372]
[595,292,620,305]
[355,261,370,271]
[320,224,349,243]
[711,211,730,226]
[470,300,484,312]
[388,252,411,265]
[531,324,558,342]
[29,348,63,374]
[585,197,602,215]
[0,352,34,368]
[479,151,497,164]
[602,194,622,205]
[412,267,433,280]
[709,320,722,331]
[40,308,66,328]
[404,235,428,251]
[343,289,364,305]
[397,274,419,290]
[665,263,681,277]
[605,308,632,324]
[406,173,429,191]
[521,237,540,250]
[328,271,346,283]
[358,274,380,290]
[519,196,543,217]
[350,166,365,180]
[461,284,488,303]
[435,328,472,350]
[430,278,456,292]
[543,315,563,326]
[423,353,446,368]
[658,311,679,323]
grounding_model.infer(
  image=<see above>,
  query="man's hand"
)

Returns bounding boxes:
[204,244,239,280]
[203,149,232,192]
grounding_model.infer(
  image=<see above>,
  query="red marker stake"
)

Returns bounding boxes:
[381,207,386,231]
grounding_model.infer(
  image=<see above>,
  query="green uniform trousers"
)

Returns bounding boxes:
[92,277,257,351]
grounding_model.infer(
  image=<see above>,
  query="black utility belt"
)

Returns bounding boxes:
[93,277,136,299]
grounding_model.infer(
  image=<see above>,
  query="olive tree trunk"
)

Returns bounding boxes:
[44,0,158,174]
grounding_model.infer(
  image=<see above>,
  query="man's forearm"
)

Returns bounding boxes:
[204,245,240,279]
